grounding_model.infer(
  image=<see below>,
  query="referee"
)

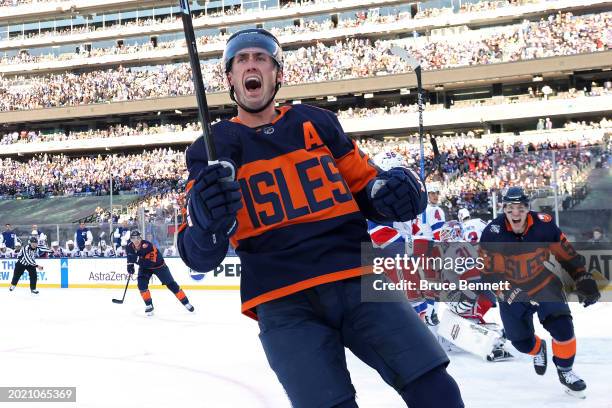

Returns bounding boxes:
[9,237,52,294]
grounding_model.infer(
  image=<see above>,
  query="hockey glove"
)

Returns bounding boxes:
[369,167,427,221]
[187,161,243,246]
[575,272,600,307]
[127,264,135,275]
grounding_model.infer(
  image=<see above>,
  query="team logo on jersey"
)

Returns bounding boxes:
[263,127,274,135]
[490,225,500,234]
[142,243,148,248]
[537,213,552,222]
[188,268,207,281]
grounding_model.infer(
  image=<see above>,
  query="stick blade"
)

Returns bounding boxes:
[112,299,124,304]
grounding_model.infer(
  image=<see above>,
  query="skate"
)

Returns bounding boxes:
[557,368,586,399]
[9,285,15,292]
[184,303,195,312]
[145,305,154,316]
[533,339,547,375]
[31,289,39,295]
[487,347,514,362]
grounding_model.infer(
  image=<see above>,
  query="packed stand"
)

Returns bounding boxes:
[0,11,609,112]
[0,122,200,145]
[0,0,67,7]
[356,121,610,215]
[0,148,187,199]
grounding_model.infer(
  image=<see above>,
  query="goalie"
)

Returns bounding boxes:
[435,221,513,362]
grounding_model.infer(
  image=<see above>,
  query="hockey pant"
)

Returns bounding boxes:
[11,263,38,290]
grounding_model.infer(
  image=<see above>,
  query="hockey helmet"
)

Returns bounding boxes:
[372,151,408,171]
[0,243,5,249]
[458,208,470,222]
[223,28,283,73]
[51,241,59,247]
[66,240,74,246]
[426,182,441,193]
[440,221,463,243]
[502,186,529,207]
[28,236,38,244]
[130,230,142,239]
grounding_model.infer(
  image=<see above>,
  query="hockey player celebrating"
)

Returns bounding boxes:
[127,230,194,316]
[479,187,600,398]
[457,208,488,243]
[178,29,463,408]
[9,237,52,294]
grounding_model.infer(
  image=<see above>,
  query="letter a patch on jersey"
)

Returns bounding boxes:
[303,121,324,151]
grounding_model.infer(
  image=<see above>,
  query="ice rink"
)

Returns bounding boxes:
[1,288,610,408]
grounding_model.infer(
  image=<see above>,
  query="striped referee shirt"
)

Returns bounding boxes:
[16,245,52,266]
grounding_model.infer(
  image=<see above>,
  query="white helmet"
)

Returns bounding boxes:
[372,151,408,171]
[0,243,5,249]
[66,240,74,246]
[458,208,470,222]
[51,241,59,247]
[426,182,441,193]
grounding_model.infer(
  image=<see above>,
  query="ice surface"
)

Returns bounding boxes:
[1,288,610,408]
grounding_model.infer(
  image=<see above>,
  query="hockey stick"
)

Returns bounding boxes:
[178,0,217,162]
[178,0,237,244]
[112,275,130,304]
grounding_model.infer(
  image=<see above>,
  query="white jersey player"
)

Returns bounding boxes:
[99,240,116,257]
[49,241,65,258]
[81,241,100,258]
[368,151,436,324]
[412,182,446,243]
[163,246,178,257]
[436,221,513,362]
[0,243,14,258]
[458,208,488,243]
[64,240,81,258]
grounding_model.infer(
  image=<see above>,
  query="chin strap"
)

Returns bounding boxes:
[229,82,282,114]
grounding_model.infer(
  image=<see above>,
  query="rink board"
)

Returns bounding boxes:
[0,257,240,290]
[1,251,610,292]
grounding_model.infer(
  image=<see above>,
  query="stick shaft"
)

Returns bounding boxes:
[178,0,216,161]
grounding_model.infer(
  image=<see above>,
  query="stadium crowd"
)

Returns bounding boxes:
[1,11,609,111]
[1,123,608,219]
[0,148,187,199]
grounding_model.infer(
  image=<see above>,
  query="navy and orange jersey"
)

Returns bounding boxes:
[179,104,384,319]
[127,240,165,270]
[479,211,586,296]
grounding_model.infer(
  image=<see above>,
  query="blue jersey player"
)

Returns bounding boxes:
[177,29,463,408]
[127,230,194,316]
[479,187,600,398]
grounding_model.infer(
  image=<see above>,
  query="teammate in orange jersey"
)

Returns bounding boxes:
[479,186,600,398]
[127,230,194,316]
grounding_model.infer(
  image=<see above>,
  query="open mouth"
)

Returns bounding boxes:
[511,218,522,225]
[244,76,262,92]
